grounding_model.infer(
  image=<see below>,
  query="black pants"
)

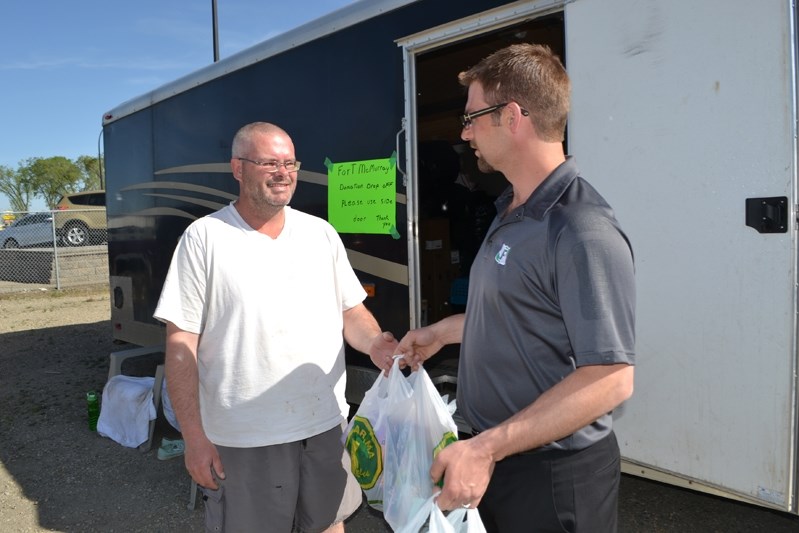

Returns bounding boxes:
[478,431,620,533]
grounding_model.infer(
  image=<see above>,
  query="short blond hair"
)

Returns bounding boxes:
[231,122,290,157]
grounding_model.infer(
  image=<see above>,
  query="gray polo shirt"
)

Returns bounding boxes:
[458,157,635,451]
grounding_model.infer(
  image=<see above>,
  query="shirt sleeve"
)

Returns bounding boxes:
[555,212,636,367]
[325,223,367,311]
[153,226,208,334]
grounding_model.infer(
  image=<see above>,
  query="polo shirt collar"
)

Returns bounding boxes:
[495,156,579,221]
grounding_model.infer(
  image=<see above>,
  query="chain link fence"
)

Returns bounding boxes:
[0,209,109,294]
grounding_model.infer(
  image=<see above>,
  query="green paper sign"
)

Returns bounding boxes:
[328,156,396,235]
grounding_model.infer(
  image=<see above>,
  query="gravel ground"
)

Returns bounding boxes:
[1,286,799,532]
[0,286,393,533]
[0,286,204,533]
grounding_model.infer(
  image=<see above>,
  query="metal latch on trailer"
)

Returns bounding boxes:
[745,197,788,233]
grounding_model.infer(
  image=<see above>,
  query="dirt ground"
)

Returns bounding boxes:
[0,286,206,532]
[0,286,394,533]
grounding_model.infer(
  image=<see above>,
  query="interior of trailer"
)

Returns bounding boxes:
[413,13,565,368]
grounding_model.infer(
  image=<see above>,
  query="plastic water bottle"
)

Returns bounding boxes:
[87,391,100,431]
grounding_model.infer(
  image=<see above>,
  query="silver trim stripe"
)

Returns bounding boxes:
[151,165,406,203]
[345,249,408,286]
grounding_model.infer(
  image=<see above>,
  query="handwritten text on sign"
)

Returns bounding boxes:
[328,157,396,235]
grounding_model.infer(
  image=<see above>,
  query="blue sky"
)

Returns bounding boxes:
[0,0,356,211]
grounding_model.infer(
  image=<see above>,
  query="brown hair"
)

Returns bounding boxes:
[459,44,570,142]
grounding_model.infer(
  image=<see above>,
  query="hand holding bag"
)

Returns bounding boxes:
[398,493,487,533]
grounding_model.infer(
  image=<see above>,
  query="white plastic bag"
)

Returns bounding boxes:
[398,493,487,533]
[382,366,459,531]
[344,358,412,510]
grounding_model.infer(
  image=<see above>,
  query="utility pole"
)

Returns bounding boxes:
[212,0,219,62]
[97,129,104,190]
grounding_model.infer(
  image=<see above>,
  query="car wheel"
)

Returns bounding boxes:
[2,238,19,249]
[63,221,89,246]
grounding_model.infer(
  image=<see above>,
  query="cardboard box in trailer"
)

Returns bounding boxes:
[101,0,799,514]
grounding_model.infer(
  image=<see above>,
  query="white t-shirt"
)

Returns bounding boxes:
[154,204,367,447]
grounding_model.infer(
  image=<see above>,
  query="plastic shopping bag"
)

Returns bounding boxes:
[397,493,487,533]
[382,366,459,531]
[344,358,412,510]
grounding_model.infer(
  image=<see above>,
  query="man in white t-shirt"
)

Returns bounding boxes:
[154,122,398,532]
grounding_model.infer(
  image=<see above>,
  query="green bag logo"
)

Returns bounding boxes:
[345,416,383,490]
[433,431,458,458]
[433,431,458,488]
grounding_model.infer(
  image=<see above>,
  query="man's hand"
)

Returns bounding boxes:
[396,314,464,370]
[431,437,495,511]
[368,331,399,374]
[184,433,225,489]
[395,326,443,370]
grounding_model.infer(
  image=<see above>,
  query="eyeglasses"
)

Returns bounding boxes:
[237,157,301,172]
[459,103,530,129]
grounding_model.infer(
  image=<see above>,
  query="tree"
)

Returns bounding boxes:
[75,155,103,191]
[24,157,82,208]
[0,155,103,211]
[0,164,34,211]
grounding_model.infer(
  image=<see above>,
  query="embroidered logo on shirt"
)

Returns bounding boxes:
[495,244,511,265]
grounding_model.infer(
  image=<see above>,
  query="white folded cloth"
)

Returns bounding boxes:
[97,375,156,448]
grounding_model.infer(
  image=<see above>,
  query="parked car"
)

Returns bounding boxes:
[0,213,56,248]
[54,190,107,246]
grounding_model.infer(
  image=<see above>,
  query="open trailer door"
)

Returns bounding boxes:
[397,1,568,411]
[565,0,799,511]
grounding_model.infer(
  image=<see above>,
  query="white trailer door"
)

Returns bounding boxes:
[566,0,798,511]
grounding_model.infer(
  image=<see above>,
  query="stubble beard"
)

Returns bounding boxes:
[476,156,496,174]
[248,180,294,215]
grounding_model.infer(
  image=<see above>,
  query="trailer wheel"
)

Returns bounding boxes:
[63,221,89,246]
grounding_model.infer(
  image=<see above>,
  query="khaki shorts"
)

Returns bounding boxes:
[202,423,362,533]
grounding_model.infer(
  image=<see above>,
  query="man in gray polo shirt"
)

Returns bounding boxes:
[397,44,635,532]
